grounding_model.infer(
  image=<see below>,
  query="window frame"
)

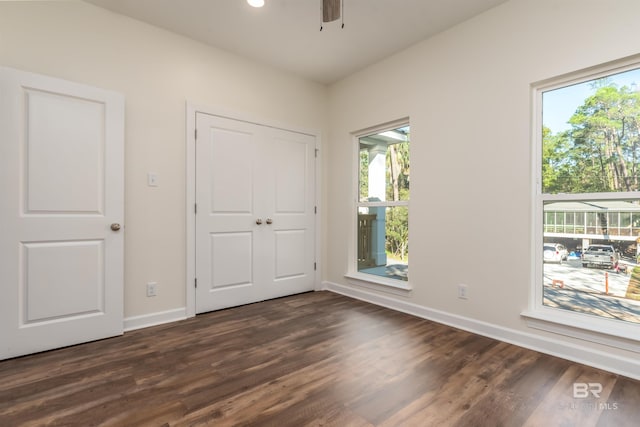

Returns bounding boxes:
[345,119,412,291]
[525,55,640,350]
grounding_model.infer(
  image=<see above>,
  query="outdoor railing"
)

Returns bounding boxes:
[357,214,376,267]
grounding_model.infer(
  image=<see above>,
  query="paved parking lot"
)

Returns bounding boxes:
[543,259,640,323]
[543,286,640,323]
[543,259,630,297]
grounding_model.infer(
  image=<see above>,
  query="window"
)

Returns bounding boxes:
[354,123,410,285]
[530,57,640,343]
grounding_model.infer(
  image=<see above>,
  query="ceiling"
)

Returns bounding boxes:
[85,0,508,85]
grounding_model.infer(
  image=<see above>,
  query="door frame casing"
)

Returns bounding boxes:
[185,102,322,318]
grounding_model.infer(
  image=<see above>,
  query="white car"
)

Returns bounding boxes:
[543,243,568,263]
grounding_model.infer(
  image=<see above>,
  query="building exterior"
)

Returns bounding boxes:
[544,201,640,255]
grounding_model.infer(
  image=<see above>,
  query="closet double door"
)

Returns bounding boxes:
[195,113,316,313]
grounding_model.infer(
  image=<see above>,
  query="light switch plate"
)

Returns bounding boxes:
[147,172,158,187]
[147,282,157,297]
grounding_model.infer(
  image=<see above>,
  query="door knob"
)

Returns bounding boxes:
[256,219,263,225]
[266,218,273,225]
[110,223,121,231]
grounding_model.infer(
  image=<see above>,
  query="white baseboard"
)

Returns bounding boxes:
[321,280,640,381]
[124,307,187,332]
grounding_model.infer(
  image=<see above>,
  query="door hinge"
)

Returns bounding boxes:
[195,278,198,288]
[315,148,319,158]
[314,206,317,214]
[194,203,198,214]
[314,262,317,271]
[195,129,198,140]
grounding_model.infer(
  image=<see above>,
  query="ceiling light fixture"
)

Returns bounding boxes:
[320,0,344,31]
[247,0,264,8]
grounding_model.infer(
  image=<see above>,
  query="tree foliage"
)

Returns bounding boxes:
[386,206,409,261]
[543,83,640,193]
[359,150,369,200]
[387,141,410,201]
[386,141,410,260]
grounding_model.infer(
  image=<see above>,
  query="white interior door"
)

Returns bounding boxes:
[0,67,124,360]
[195,113,315,313]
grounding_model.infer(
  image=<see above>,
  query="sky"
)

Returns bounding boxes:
[542,67,640,134]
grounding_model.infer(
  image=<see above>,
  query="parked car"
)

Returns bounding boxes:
[543,243,567,263]
[581,244,619,269]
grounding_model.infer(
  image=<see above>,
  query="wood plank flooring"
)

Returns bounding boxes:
[1,291,639,426]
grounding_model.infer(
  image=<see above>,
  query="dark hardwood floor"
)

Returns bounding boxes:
[1,291,639,426]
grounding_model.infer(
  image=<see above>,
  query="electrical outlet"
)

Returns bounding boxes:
[458,284,468,300]
[147,282,157,297]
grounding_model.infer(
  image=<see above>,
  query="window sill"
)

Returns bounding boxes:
[344,272,412,293]
[521,308,640,353]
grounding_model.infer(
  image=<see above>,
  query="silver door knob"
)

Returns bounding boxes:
[256,219,263,225]
[110,223,121,231]
[266,218,273,225]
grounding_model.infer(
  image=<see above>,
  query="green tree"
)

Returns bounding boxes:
[542,126,573,192]
[385,141,410,260]
[386,206,409,261]
[386,141,410,202]
[544,83,640,193]
[359,149,369,200]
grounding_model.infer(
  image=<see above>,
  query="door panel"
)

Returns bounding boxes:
[0,67,124,360]
[210,232,253,288]
[209,128,253,214]
[22,240,104,323]
[273,137,307,213]
[195,113,315,313]
[25,88,105,214]
[274,230,307,279]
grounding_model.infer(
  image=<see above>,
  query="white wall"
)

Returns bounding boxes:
[0,1,327,320]
[325,0,640,377]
